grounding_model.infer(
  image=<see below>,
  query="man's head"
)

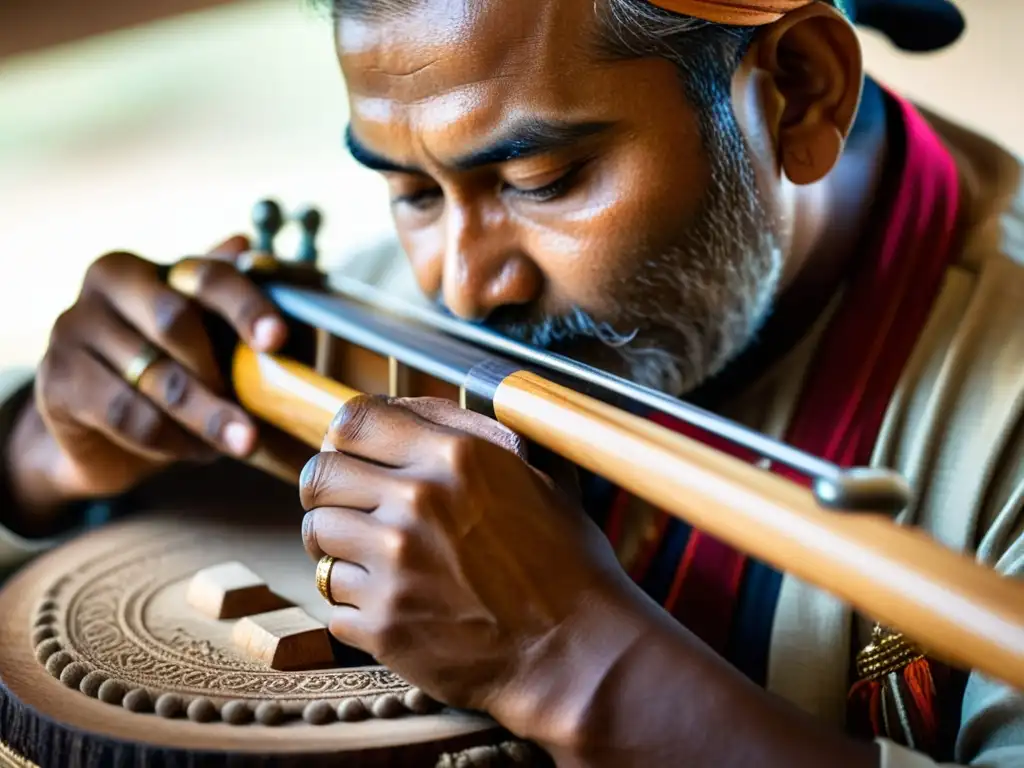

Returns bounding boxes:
[332,0,866,394]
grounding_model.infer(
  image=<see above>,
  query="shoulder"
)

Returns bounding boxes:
[920,105,1024,274]
[874,114,1024,555]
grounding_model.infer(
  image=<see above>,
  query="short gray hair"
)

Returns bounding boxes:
[594,0,756,111]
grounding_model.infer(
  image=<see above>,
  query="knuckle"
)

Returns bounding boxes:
[132,411,164,449]
[158,363,193,410]
[196,257,233,287]
[203,409,230,444]
[106,392,162,448]
[380,527,413,563]
[104,389,134,434]
[85,251,134,285]
[49,307,80,345]
[151,290,194,343]
[299,453,331,510]
[374,616,409,659]
[131,407,165,449]
[400,480,441,511]
[37,352,70,409]
[328,396,378,448]
[301,511,322,559]
[495,427,527,459]
[438,433,478,474]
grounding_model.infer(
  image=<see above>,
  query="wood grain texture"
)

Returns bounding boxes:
[233,345,360,448]
[187,561,290,620]
[215,347,1024,688]
[491,370,1024,691]
[231,608,334,671]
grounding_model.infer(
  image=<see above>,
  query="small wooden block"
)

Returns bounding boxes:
[186,561,290,620]
[231,608,335,671]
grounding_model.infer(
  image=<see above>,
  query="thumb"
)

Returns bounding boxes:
[391,396,581,503]
[390,397,528,461]
[206,234,252,262]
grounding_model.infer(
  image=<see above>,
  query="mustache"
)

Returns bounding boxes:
[433,299,640,352]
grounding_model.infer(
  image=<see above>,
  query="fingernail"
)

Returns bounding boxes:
[253,316,284,351]
[223,422,255,457]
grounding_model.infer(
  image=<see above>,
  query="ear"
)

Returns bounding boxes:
[742,4,864,186]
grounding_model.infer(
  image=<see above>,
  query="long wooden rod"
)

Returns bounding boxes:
[232,346,1024,691]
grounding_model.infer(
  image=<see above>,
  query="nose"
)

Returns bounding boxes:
[439,202,542,321]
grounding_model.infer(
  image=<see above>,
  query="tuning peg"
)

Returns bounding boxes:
[252,199,284,255]
[294,205,323,265]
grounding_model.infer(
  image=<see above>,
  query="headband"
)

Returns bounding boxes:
[646,0,965,52]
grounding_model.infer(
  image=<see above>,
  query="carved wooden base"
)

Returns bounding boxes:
[0,511,535,766]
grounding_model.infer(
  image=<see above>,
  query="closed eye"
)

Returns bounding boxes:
[392,188,442,211]
[503,160,588,203]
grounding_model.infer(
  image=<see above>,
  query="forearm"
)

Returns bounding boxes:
[500,584,879,768]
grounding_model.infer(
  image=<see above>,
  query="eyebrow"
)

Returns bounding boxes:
[345,119,612,175]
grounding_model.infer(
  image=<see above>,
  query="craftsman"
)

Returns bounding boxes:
[1,0,1022,766]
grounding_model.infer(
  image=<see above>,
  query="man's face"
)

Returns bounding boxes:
[337,0,782,395]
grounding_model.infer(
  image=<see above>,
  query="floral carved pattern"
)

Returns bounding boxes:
[52,535,408,702]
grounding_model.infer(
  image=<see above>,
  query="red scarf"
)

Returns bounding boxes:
[604,93,961,750]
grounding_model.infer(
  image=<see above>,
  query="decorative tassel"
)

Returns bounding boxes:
[847,624,942,758]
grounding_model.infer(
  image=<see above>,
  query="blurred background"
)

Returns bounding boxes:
[1,0,1021,367]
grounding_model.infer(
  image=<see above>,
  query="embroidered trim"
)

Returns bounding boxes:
[0,741,39,768]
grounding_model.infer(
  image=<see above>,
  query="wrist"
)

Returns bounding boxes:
[488,575,653,753]
[490,577,879,768]
[3,395,83,537]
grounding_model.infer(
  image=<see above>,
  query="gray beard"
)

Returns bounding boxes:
[485,104,783,397]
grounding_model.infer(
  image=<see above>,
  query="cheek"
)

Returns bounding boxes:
[524,140,711,314]
[396,224,446,296]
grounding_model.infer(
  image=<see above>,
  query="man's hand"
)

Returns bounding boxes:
[300,396,882,768]
[299,395,638,732]
[7,236,289,523]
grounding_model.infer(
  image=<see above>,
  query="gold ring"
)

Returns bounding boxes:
[315,556,338,605]
[123,343,162,389]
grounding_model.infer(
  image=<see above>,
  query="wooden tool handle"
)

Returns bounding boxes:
[493,371,1024,689]
[232,346,1024,690]
[233,346,360,447]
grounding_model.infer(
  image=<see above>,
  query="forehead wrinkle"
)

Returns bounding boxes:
[339,0,594,103]
[350,85,509,169]
[341,0,612,171]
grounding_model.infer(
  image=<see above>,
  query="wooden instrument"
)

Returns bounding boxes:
[192,200,1024,693]
[1,198,1022,767]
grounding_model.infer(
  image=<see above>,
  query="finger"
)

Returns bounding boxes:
[79,300,259,458]
[328,606,374,653]
[299,451,391,512]
[41,346,200,462]
[518,441,582,501]
[168,256,287,353]
[328,557,368,608]
[301,507,381,564]
[392,397,527,460]
[83,252,224,386]
[206,234,251,262]
[322,394,447,468]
